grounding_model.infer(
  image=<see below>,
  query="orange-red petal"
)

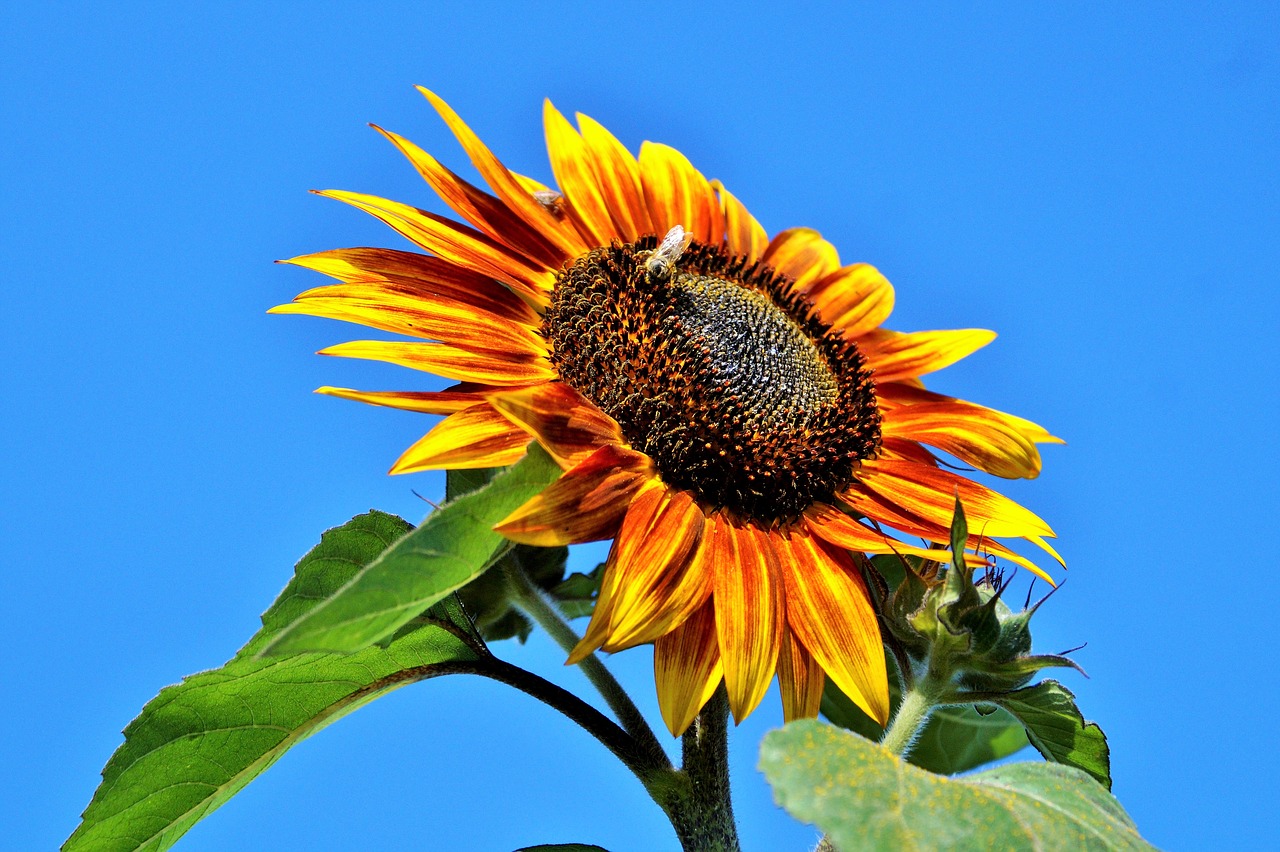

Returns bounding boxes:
[712,520,784,723]
[313,190,554,303]
[371,124,563,269]
[494,444,651,546]
[653,601,724,737]
[598,483,710,650]
[281,247,541,327]
[486,382,626,469]
[781,533,889,725]
[389,403,529,473]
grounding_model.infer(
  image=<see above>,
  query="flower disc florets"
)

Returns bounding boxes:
[543,236,881,524]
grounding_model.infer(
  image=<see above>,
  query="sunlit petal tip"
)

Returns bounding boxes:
[712,521,783,723]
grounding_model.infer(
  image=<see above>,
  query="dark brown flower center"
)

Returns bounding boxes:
[542,236,880,524]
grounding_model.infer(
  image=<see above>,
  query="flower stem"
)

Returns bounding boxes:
[880,669,946,758]
[666,686,741,852]
[501,552,669,770]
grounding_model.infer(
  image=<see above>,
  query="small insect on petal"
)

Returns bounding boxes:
[646,224,692,281]
[533,189,565,217]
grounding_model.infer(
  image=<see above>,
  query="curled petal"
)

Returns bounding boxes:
[654,602,723,737]
[878,381,1064,448]
[781,534,889,725]
[494,444,652,546]
[801,263,895,339]
[390,404,529,473]
[762,228,840,293]
[881,402,1043,479]
[486,382,625,469]
[858,458,1055,539]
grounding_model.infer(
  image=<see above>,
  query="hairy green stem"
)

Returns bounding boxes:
[501,554,670,771]
[880,668,947,758]
[666,687,740,852]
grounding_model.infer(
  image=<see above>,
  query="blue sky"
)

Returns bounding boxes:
[3,3,1277,849]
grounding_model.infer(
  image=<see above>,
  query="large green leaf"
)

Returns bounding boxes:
[760,720,1153,851]
[264,445,561,654]
[822,658,1029,775]
[991,680,1112,789]
[66,512,484,852]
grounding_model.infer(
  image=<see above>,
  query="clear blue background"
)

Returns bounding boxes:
[4,3,1277,849]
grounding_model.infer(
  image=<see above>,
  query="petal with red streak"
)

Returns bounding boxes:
[389,403,529,473]
[494,444,651,546]
[486,382,625,470]
[654,602,723,737]
[781,533,889,725]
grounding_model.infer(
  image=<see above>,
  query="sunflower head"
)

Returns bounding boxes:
[273,89,1063,735]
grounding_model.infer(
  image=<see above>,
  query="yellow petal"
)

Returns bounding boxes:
[576,113,654,241]
[389,403,530,473]
[654,602,723,737]
[858,328,996,383]
[777,629,825,723]
[319,340,555,385]
[761,228,840,292]
[712,520,784,723]
[781,533,889,725]
[711,180,767,262]
[639,141,722,245]
[598,483,710,650]
[801,263,895,339]
[544,101,619,247]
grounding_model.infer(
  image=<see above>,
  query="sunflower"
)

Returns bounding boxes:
[272,88,1062,737]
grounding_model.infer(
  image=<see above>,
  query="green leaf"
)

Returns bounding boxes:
[66,512,485,852]
[514,845,611,852]
[990,680,1112,790]
[263,445,561,654]
[906,705,1030,776]
[822,667,1029,775]
[760,720,1153,851]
